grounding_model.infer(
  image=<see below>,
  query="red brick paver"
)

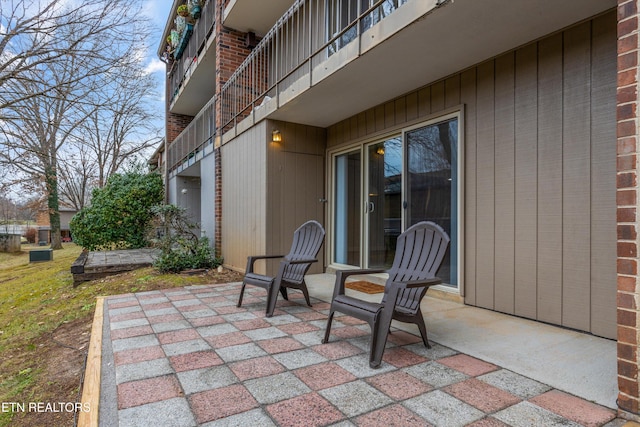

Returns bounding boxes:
[117,375,182,409]
[114,346,165,366]
[356,404,433,427]
[438,354,499,376]
[266,393,344,427]
[170,350,223,372]
[294,362,357,390]
[530,390,616,427]
[444,378,521,413]
[229,356,286,381]
[382,347,429,368]
[367,370,433,400]
[189,384,259,424]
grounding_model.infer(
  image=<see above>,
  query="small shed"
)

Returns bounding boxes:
[0,233,22,253]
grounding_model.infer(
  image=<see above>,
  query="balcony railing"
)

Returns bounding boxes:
[220,0,411,133]
[168,0,216,106]
[167,0,412,174]
[168,97,217,173]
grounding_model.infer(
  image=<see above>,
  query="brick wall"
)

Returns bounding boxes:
[617,0,640,418]
[215,25,254,131]
[166,112,194,144]
[214,146,222,257]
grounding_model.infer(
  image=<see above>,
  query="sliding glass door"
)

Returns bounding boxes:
[333,150,361,266]
[331,114,460,287]
[405,117,458,285]
[366,137,402,269]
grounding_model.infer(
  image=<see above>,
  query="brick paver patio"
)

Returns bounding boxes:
[92,282,627,427]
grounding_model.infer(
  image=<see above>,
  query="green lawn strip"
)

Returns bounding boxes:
[0,244,226,426]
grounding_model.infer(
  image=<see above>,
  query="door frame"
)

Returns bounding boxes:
[326,108,464,294]
[402,111,464,293]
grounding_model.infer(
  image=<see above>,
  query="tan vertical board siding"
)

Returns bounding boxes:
[324,12,617,338]
[350,116,359,142]
[589,14,617,338]
[266,121,326,275]
[406,91,419,122]
[385,101,396,128]
[366,109,376,135]
[222,122,267,272]
[536,33,564,325]
[445,75,461,109]
[461,68,477,305]
[475,61,496,310]
[267,124,285,274]
[562,22,592,332]
[514,44,538,320]
[375,105,385,133]
[431,80,445,113]
[494,52,516,314]
[395,98,407,125]
[418,86,431,117]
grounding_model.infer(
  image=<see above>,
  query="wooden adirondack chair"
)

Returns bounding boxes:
[237,220,325,317]
[323,221,450,368]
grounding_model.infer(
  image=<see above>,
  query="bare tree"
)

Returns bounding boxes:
[0,0,151,249]
[0,0,147,114]
[15,196,39,223]
[1,56,97,248]
[56,51,163,210]
[57,144,97,211]
[72,63,162,188]
[0,195,15,226]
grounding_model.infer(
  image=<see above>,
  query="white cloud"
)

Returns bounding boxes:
[145,58,166,75]
[141,1,173,33]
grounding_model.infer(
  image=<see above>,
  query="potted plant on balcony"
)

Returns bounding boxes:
[177,4,189,17]
[175,14,186,34]
[170,29,180,48]
[188,0,202,19]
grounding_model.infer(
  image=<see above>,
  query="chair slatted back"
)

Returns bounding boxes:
[283,220,325,283]
[382,222,450,313]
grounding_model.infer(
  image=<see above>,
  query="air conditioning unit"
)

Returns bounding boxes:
[30,249,53,262]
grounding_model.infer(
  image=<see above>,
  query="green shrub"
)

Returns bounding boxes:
[154,236,222,273]
[24,227,37,244]
[70,172,163,250]
[149,205,223,273]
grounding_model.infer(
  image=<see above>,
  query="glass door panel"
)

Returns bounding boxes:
[366,137,402,269]
[405,118,458,285]
[334,150,361,266]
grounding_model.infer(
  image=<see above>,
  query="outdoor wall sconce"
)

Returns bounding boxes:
[181,188,188,194]
[272,129,282,143]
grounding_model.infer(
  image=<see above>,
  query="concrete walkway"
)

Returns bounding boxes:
[307,274,618,409]
[82,274,630,427]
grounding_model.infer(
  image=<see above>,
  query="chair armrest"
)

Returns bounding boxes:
[249,255,286,260]
[245,254,285,274]
[390,277,442,289]
[283,257,318,265]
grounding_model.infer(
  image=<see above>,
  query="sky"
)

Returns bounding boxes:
[0,1,176,203]
[141,1,174,122]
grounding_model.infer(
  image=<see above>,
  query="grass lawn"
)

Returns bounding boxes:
[0,244,242,427]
